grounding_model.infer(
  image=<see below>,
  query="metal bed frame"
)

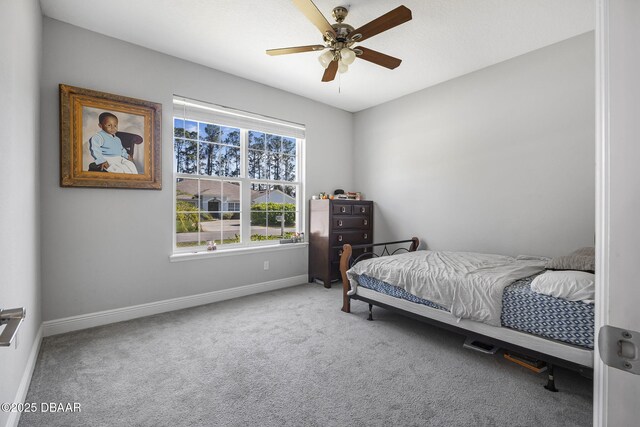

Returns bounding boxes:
[338,237,593,391]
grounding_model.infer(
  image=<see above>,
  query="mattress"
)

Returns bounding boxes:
[347,250,547,326]
[356,274,594,349]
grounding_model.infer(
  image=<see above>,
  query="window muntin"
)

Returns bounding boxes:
[250,183,298,242]
[174,118,240,178]
[173,102,303,252]
[175,178,242,247]
[248,131,297,182]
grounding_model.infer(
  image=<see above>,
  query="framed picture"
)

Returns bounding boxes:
[59,84,162,189]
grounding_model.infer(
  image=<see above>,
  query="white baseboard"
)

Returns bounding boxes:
[6,324,43,427]
[43,275,308,337]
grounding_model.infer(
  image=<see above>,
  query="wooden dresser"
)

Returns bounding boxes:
[308,199,373,288]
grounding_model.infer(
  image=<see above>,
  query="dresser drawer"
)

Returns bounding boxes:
[353,204,371,215]
[331,246,373,262]
[332,204,352,215]
[333,216,370,229]
[331,230,371,245]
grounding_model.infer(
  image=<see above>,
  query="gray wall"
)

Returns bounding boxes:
[0,0,42,425]
[353,32,595,258]
[40,18,353,321]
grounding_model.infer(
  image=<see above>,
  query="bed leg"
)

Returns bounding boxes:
[544,364,559,392]
[340,244,352,313]
[367,304,373,321]
[341,295,351,313]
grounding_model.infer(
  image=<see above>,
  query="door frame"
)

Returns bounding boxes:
[594,0,609,425]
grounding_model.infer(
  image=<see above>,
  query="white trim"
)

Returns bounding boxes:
[173,98,305,131]
[43,274,308,337]
[172,99,306,253]
[594,0,610,425]
[354,287,594,367]
[6,325,43,427]
[170,241,308,262]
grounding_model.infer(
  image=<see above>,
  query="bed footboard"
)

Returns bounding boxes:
[340,237,419,313]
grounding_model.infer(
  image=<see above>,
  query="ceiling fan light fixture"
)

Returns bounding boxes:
[318,50,334,69]
[340,47,356,65]
[338,60,349,74]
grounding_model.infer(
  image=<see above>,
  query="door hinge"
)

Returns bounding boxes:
[598,325,640,375]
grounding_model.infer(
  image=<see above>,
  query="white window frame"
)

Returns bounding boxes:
[172,97,305,254]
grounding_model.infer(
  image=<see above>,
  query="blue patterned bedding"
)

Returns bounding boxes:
[356,274,594,349]
[501,275,594,349]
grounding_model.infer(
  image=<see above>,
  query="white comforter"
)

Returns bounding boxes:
[346,250,548,326]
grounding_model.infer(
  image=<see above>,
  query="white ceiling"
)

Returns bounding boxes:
[39,0,594,112]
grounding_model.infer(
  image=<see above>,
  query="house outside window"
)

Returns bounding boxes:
[173,97,304,252]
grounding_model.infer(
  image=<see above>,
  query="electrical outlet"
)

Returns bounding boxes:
[263,261,270,270]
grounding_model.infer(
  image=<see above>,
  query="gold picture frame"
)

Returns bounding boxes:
[59,84,162,189]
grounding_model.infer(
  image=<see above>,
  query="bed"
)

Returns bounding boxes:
[339,238,595,390]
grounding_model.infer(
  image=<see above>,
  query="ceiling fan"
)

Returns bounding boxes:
[266,0,412,82]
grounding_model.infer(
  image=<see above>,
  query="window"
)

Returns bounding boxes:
[173,97,304,252]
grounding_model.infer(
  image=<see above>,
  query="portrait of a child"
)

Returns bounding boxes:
[88,112,139,174]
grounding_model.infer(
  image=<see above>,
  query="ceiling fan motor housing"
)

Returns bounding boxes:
[332,23,354,42]
[324,6,354,43]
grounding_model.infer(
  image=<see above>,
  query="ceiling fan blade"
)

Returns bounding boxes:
[266,45,326,56]
[321,60,338,82]
[350,5,412,42]
[292,0,336,38]
[356,46,402,69]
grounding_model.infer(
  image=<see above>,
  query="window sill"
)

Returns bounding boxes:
[169,242,308,262]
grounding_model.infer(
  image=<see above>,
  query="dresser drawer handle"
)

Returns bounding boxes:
[338,235,343,242]
[363,219,368,226]
[338,220,343,227]
[340,207,346,213]
[364,233,368,239]
[360,207,366,213]
[339,249,343,256]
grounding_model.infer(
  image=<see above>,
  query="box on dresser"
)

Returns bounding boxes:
[308,199,373,288]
